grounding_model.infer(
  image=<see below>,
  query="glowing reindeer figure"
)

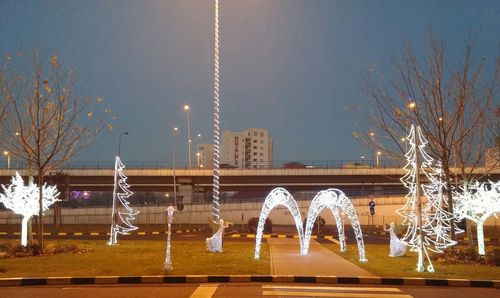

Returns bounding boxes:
[383,222,406,257]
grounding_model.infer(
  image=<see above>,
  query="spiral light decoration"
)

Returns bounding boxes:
[211,0,221,221]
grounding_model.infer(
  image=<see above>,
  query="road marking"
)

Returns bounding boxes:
[58,232,67,236]
[90,232,99,236]
[74,232,83,236]
[262,291,412,297]
[138,232,146,235]
[262,285,411,298]
[152,231,160,235]
[0,232,7,235]
[262,285,402,292]
[190,284,218,298]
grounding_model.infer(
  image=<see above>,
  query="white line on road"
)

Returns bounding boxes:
[262,291,412,298]
[262,285,402,292]
[190,283,218,298]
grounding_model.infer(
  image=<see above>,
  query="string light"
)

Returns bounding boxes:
[211,0,221,222]
[453,180,500,255]
[0,172,59,246]
[397,125,460,273]
[254,188,367,262]
[108,156,139,245]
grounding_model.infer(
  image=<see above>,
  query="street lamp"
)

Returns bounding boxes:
[118,131,129,157]
[3,151,10,169]
[184,104,192,168]
[376,151,382,167]
[172,127,179,207]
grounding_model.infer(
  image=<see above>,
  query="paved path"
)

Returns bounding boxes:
[268,238,374,276]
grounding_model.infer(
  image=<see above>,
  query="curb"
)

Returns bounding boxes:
[0,275,498,288]
[0,228,205,238]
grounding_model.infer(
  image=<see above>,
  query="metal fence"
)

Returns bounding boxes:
[0,159,402,170]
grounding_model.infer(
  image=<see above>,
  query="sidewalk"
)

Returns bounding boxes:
[268,238,374,276]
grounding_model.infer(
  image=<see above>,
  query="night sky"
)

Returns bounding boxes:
[1,0,499,166]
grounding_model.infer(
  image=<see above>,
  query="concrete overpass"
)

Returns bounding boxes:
[1,167,498,203]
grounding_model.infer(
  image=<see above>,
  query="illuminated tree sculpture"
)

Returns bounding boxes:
[454,181,500,255]
[397,125,459,272]
[0,172,59,246]
[107,156,139,245]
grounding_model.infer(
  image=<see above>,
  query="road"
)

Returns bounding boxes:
[0,283,497,298]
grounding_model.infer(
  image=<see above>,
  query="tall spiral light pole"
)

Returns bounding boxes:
[212,0,221,221]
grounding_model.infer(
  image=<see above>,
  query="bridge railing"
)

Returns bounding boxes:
[0,159,403,170]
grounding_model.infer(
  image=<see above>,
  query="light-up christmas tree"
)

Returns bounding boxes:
[397,125,459,272]
[421,161,462,253]
[107,156,139,245]
[0,172,59,246]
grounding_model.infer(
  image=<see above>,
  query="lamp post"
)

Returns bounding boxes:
[118,131,129,157]
[376,151,382,167]
[3,151,10,169]
[184,105,192,168]
[172,127,179,207]
[164,205,175,271]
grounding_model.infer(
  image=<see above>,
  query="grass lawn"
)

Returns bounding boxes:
[322,243,500,280]
[0,240,270,278]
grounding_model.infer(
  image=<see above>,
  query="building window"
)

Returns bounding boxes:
[260,140,264,144]
[260,132,264,137]
[260,146,264,150]
[260,153,264,156]
[253,152,257,156]
[254,131,258,136]
[253,140,257,143]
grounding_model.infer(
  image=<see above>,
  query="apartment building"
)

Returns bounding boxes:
[197,128,273,169]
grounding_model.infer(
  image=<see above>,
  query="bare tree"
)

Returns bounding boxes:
[0,50,113,250]
[361,31,499,242]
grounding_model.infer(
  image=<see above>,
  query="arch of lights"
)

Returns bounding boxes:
[254,188,305,259]
[302,189,367,262]
[254,187,367,262]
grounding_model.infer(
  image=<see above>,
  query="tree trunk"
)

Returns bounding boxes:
[442,163,456,240]
[21,216,29,247]
[476,221,485,255]
[466,218,475,251]
[37,171,44,252]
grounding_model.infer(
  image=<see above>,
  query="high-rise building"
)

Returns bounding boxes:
[196,128,273,169]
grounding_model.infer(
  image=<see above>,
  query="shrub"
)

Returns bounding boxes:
[247,217,272,234]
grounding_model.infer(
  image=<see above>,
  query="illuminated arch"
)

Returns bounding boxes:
[254,188,305,259]
[303,188,367,262]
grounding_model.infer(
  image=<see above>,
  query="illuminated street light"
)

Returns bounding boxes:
[376,151,382,167]
[172,127,179,207]
[184,105,191,168]
[3,151,10,169]
[408,102,416,109]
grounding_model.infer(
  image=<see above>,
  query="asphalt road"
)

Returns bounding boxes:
[0,283,498,298]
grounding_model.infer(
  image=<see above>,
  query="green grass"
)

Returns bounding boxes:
[0,240,270,277]
[322,243,500,280]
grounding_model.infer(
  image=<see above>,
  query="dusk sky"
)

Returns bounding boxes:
[1,0,499,165]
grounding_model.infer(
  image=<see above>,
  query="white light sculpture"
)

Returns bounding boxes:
[254,188,367,262]
[397,125,460,273]
[164,205,175,271]
[0,172,59,246]
[421,161,462,253]
[206,218,230,253]
[255,188,305,259]
[453,180,500,255]
[211,0,221,222]
[383,222,406,257]
[108,156,139,245]
[303,188,367,262]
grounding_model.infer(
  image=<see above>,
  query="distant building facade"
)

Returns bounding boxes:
[196,143,214,169]
[197,128,273,169]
